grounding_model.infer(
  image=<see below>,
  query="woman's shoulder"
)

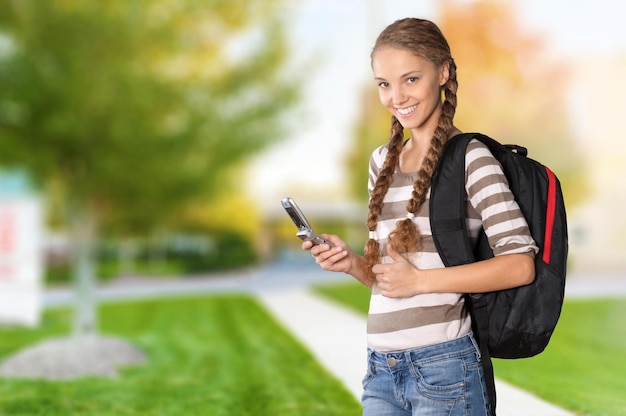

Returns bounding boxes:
[448,131,498,157]
[462,136,508,188]
[370,143,390,164]
[464,137,498,163]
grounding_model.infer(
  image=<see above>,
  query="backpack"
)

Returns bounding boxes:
[430,133,568,413]
[430,132,568,359]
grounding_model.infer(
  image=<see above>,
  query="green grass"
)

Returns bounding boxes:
[493,298,626,416]
[0,295,361,416]
[314,281,626,416]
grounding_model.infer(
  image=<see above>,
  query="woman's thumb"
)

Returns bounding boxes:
[386,242,404,261]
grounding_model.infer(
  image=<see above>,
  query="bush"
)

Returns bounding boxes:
[44,230,258,285]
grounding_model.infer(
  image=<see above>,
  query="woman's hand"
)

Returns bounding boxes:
[372,243,422,298]
[302,234,353,273]
[371,244,536,297]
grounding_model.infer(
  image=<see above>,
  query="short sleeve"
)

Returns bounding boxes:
[464,140,538,257]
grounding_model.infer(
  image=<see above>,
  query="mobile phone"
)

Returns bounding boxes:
[281,197,334,247]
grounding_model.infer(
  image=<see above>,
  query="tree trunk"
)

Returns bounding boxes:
[70,209,98,337]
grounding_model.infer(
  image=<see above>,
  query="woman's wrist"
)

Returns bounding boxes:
[412,267,440,295]
[348,253,371,286]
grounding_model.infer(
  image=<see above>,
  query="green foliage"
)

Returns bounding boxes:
[45,230,258,285]
[161,230,258,273]
[314,281,626,416]
[0,295,361,415]
[0,0,300,234]
[0,1,301,333]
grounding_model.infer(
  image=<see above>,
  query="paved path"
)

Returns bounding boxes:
[44,264,626,307]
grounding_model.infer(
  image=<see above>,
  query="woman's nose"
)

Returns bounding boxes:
[391,86,407,105]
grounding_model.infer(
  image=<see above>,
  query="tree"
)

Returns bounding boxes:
[0,1,299,338]
[438,0,585,204]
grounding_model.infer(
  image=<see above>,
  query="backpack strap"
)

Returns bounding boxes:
[430,132,497,413]
[430,132,477,266]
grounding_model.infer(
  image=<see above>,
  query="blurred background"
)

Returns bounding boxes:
[0,0,625,326]
[0,2,624,414]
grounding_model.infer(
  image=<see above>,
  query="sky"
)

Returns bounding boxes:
[246,0,626,208]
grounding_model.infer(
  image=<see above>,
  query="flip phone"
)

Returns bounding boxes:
[281,197,334,247]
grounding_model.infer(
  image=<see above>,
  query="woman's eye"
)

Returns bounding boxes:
[377,81,389,88]
[407,77,419,84]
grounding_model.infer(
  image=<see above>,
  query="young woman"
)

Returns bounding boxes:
[302,18,538,416]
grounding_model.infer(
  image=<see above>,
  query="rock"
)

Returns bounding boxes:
[0,335,147,380]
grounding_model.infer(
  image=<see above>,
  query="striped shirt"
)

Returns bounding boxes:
[367,138,538,352]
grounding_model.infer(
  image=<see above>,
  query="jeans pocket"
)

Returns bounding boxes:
[412,356,466,400]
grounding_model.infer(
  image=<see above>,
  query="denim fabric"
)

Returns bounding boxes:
[361,333,491,416]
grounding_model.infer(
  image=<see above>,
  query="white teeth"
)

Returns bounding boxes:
[397,105,417,115]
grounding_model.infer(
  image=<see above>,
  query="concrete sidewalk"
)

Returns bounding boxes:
[257,287,575,416]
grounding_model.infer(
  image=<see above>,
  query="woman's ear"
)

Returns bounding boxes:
[439,61,450,86]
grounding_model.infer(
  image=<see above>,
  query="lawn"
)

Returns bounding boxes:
[314,281,626,416]
[0,295,361,416]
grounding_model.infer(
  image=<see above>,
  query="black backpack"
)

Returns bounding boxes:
[430,133,568,411]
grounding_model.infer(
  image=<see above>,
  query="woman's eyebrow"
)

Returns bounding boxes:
[374,70,423,82]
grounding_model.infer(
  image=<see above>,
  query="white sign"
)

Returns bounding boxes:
[0,196,43,326]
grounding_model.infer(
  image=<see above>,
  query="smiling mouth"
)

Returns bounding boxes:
[396,105,417,116]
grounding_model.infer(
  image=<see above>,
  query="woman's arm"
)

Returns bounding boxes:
[303,234,372,287]
[372,243,535,298]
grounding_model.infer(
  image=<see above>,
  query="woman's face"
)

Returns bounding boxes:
[372,47,448,133]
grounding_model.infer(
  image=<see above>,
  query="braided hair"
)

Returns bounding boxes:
[362,18,458,283]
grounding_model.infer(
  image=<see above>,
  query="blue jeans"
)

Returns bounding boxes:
[362,333,491,416]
